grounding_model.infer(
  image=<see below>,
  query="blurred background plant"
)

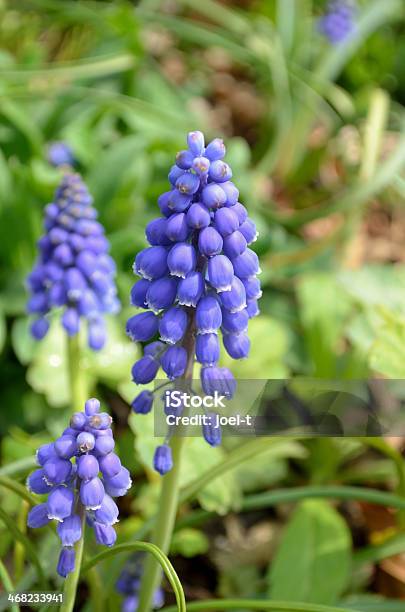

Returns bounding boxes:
[0,0,405,610]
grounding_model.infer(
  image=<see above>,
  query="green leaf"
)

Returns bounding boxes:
[297,273,352,376]
[369,311,405,378]
[269,500,352,605]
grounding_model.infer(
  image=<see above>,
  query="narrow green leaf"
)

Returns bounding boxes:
[81,542,186,612]
[0,507,46,588]
[161,599,360,612]
[269,500,351,604]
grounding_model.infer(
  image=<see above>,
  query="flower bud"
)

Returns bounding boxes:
[161,346,187,379]
[27,503,50,528]
[247,298,260,318]
[30,317,50,340]
[223,332,250,359]
[77,454,100,480]
[126,311,159,342]
[177,272,204,307]
[221,181,239,206]
[104,467,132,497]
[99,453,122,478]
[231,248,261,278]
[166,213,190,242]
[205,138,225,161]
[54,435,77,459]
[175,172,200,195]
[132,390,154,414]
[167,189,192,212]
[201,366,236,399]
[80,477,105,510]
[198,227,223,257]
[221,308,249,333]
[208,255,234,292]
[146,277,178,312]
[187,131,205,156]
[62,307,80,336]
[192,156,210,175]
[209,160,232,183]
[94,435,115,456]
[168,164,184,185]
[202,413,222,446]
[196,333,220,366]
[145,217,170,246]
[27,469,52,495]
[43,457,72,485]
[239,219,258,244]
[47,486,74,521]
[176,150,194,169]
[77,432,96,453]
[130,279,150,308]
[88,318,107,351]
[186,203,211,229]
[223,230,247,258]
[131,356,159,384]
[231,202,248,224]
[57,515,82,547]
[94,494,119,526]
[242,277,262,300]
[167,243,196,278]
[219,276,246,313]
[153,445,173,475]
[214,207,239,237]
[159,307,188,344]
[85,398,100,416]
[196,296,222,334]
[94,522,117,546]
[57,548,76,578]
[36,442,57,466]
[134,246,168,281]
[201,184,226,209]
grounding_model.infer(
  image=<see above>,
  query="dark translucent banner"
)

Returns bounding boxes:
[153,379,405,437]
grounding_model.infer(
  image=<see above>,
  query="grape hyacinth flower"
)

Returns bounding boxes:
[318,0,356,44]
[128,132,261,472]
[116,554,164,611]
[27,398,131,578]
[26,160,120,350]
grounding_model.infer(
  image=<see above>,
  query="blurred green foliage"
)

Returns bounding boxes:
[0,0,405,610]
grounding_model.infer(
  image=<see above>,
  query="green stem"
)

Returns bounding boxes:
[138,322,195,612]
[61,333,89,612]
[61,510,86,612]
[0,559,20,612]
[13,500,28,583]
[67,334,88,411]
[160,599,358,612]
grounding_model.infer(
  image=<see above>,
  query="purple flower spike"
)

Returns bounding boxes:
[26,171,119,350]
[127,132,260,471]
[27,396,130,577]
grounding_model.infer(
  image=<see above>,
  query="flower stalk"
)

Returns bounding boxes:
[137,321,195,612]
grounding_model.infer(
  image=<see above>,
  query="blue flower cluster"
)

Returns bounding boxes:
[26,398,131,578]
[116,554,164,611]
[318,0,356,43]
[128,131,261,472]
[26,172,120,350]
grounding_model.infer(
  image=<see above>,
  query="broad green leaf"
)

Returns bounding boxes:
[338,266,405,316]
[269,500,352,604]
[297,273,352,376]
[369,311,405,378]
